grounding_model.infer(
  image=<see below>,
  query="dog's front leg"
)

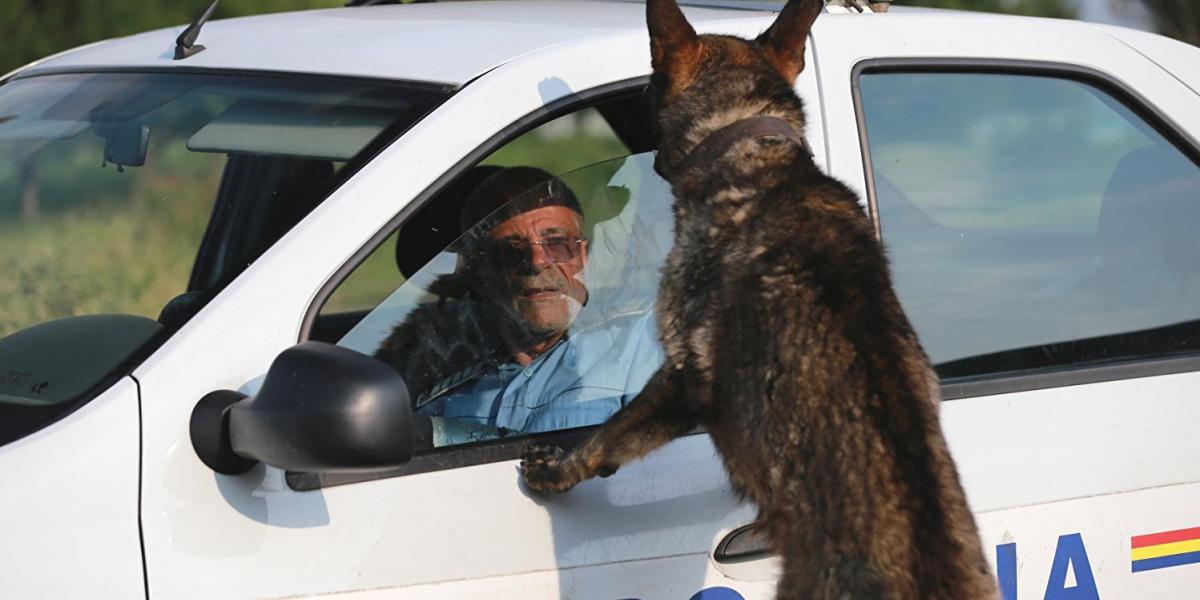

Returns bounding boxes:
[520,366,697,494]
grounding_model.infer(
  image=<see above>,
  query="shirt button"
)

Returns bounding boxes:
[523,369,533,377]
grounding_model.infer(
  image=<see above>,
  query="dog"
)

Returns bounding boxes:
[520,1,998,597]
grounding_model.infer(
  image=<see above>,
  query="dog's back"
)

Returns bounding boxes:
[647,2,996,598]
[678,92,993,599]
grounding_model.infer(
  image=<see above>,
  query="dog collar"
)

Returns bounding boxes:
[676,116,811,176]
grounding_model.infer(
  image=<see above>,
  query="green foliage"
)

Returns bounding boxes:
[324,111,631,316]
[0,150,219,338]
[0,203,198,338]
[323,232,403,314]
[0,0,343,75]
[895,0,1077,18]
[481,111,632,232]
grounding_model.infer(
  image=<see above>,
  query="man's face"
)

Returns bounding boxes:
[483,205,588,340]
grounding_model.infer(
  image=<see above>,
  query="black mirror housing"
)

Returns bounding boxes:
[191,341,414,475]
[94,121,149,168]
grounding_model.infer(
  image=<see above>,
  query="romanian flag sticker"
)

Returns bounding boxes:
[1131,527,1200,573]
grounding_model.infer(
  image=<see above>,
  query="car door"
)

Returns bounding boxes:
[301,94,765,600]
[138,12,834,595]
[0,69,454,600]
[815,17,1200,600]
[0,379,144,599]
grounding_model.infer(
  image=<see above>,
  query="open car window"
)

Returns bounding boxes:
[336,152,673,449]
[317,93,648,320]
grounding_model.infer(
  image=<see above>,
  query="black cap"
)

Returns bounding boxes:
[459,166,582,233]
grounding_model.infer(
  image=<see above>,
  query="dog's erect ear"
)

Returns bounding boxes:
[756,0,822,82]
[647,0,702,95]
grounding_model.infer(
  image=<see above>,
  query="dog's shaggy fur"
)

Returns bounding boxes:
[521,1,998,597]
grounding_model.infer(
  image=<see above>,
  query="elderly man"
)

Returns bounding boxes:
[375,166,662,446]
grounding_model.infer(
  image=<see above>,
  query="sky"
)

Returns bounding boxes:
[1073,0,1153,29]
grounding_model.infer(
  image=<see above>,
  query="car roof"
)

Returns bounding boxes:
[14,0,1130,87]
[17,1,777,86]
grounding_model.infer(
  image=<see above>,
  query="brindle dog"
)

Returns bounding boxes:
[521,1,997,597]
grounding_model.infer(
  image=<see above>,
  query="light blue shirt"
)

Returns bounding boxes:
[417,310,662,445]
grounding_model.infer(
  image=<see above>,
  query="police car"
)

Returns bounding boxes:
[1,1,1198,598]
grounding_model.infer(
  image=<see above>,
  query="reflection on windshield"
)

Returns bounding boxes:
[862,72,1200,379]
[340,154,673,447]
[0,71,448,445]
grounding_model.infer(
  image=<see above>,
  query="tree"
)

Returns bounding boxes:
[895,0,1076,18]
[1119,0,1200,45]
[0,0,343,220]
[0,0,342,75]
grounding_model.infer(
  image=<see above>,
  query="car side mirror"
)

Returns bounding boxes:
[190,341,414,475]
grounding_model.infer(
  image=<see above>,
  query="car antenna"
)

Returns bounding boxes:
[175,0,220,60]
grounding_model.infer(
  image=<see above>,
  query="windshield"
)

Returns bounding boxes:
[0,71,449,445]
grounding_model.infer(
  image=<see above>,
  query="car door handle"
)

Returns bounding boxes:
[714,522,773,563]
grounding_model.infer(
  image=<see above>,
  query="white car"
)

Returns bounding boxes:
[1,2,1198,599]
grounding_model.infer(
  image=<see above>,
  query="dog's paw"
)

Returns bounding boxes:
[520,444,579,494]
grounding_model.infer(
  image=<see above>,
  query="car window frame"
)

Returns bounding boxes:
[851,58,1200,401]
[291,77,656,490]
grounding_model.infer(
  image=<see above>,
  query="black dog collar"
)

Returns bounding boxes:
[676,116,811,176]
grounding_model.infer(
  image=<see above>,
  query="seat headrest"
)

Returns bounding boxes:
[1097,145,1199,270]
[395,165,504,279]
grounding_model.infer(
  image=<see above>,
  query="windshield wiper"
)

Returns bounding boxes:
[175,0,220,60]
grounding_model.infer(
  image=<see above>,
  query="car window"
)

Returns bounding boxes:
[334,152,672,449]
[0,71,449,446]
[480,106,631,176]
[319,100,639,321]
[858,72,1200,382]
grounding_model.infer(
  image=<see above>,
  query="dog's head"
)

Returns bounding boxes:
[646,0,821,177]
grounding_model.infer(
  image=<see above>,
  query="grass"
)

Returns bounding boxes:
[0,140,220,338]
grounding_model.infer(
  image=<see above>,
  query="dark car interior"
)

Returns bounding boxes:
[158,156,340,330]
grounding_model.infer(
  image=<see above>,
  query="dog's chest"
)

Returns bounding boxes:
[662,191,766,325]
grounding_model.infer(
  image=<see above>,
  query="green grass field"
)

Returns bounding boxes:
[0,140,220,338]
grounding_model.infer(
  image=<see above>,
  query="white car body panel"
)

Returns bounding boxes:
[1098,25,1200,97]
[975,481,1200,600]
[0,378,144,599]
[3,2,1199,599]
[942,372,1200,513]
[956,374,1200,598]
[25,2,773,86]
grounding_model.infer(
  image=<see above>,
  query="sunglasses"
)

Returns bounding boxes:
[485,236,585,265]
